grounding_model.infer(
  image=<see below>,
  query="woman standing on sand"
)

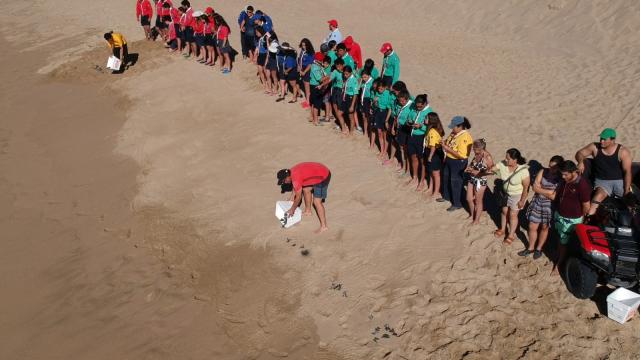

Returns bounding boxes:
[519,155,564,258]
[464,139,494,225]
[254,26,271,94]
[214,14,232,74]
[297,38,315,109]
[492,148,530,245]
[439,116,473,212]
[425,112,445,198]
[203,9,217,66]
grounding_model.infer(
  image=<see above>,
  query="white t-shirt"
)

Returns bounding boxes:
[323,28,343,45]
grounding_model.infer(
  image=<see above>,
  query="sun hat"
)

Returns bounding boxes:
[268,41,279,53]
[314,52,324,62]
[328,19,338,27]
[448,116,465,129]
[277,169,291,185]
[192,10,204,17]
[379,42,392,53]
[600,128,617,139]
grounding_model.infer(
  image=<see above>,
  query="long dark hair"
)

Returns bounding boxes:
[427,112,445,136]
[299,38,315,54]
[506,148,527,165]
[213,14,230,31]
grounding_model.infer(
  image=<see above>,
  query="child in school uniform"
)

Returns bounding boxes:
[373,81,393,160]
[358,70,374,140]
[425,112,446,198]
[282,43,300,103]
[380,42,400,87]
[328,58,348,134]
[255,26,271,94]
[266,39,280,94]
[406,94,433,190]
[193,14,206,63]
[164,16,178,52]
[308,52,326,126]
[180,1,195,58]
[336,43,356,71]
[214,14,232,74]
[342,65,359,135]
[297,38,315,109]
[204,8,217,66]
[170,5,183,52]
[136,0,153,40]
[392,90,414,173]
[321,55,333,122]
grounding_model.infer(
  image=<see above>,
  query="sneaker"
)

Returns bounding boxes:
[517,249,532,257]
[446,206,462,212]
[533,250,543,260]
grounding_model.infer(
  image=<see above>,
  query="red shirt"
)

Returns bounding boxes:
[290,162,330,192]
[136,0,153,18]
[348,42,362,69]
[184,7,195,28]
[193,21,205,35]
[170,7,180,22]
[168,22,177,40]
[204,21,216,35]
[555,176,592,219]
[217,25,230,41]
[155,1,163,16]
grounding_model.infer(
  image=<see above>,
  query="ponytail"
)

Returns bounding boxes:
[506,148,526,165]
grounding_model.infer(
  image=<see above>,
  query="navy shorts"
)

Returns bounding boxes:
[313,173,331,199]
[396,127,410,145]
[407,135,425,156]
[174,24,183,39]
[301,71,310,82]
[374,109,388,130]
[184,27,194,43]
[286,70,299,81]
[257,52,267,66]
[155,16,164,29]
[141,15,150,27]
[243,33,256,50]
[331,88,343,107]
[217,39,230,53]
[359,98,372,116]
[342,95,355,114]
[310,86,324,109]
[195,34,205,47]
[205,34,215,47]
[427,148,444,171]
[266,57,278,71]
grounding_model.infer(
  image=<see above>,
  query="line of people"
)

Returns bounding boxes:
[133,2,636,272]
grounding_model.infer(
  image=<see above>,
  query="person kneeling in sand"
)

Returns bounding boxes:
[277,162,331,233]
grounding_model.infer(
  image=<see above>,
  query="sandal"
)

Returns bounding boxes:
[517,249,532,257]
[494,229,505,238]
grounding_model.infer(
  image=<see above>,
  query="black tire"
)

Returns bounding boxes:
[565,257,598,299]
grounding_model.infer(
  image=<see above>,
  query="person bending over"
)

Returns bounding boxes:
[277,162,331,233]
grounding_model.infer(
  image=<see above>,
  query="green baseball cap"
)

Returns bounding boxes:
[599,128,616,139]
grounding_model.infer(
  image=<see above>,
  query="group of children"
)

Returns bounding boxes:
[133,3,638,273]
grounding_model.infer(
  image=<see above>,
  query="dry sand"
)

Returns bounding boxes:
[1,0,640,359]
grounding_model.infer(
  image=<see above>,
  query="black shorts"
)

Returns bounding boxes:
[141,15,150,26]
[310,86,324,109]
[342,95,355,114]
[184,27,194,43]
[243,33,256,50]
[174,24,183,39]
[331,88,343,107]
[266,57,278,71]
[285,70,299,81]
[302,71,310,82]
[217,39,230,53]
[396,127,410,145]
[374,109,388,130]
[195,34,205,47]
[155,16,166,29]
[359,98,371,116]
[407,135,425,156]
[427,148,444,171]
[257,52,267,66]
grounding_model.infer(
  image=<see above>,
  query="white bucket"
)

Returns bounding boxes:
[275,201,302,228]
[607,287,640,324]
[106,56,122,71]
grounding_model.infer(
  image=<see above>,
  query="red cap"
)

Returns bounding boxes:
[343,36,353,47]
[314,52,324,62]
[327,19,338,27]
[205,7,214,15]
[379,42,392,53]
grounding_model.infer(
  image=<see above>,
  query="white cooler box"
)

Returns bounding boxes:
[607,287,640,324]
[275,201,301,228]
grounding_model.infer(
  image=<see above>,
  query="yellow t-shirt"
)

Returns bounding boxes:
[108,33,127,49]
[444,130,472,159]
[424,128,442,149]
[495,162,529,195]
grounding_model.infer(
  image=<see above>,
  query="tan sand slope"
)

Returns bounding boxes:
[1,0,640,359]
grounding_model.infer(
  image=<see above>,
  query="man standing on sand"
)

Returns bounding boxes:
[380,42,400,87]
[323,19,342,45]
[575,128,633,216]
[277,162,331,233]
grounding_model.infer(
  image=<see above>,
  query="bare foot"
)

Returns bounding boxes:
[405,178,417,186]
[415,182,426,192]
[302,211,313,217]
[314,226,329,234]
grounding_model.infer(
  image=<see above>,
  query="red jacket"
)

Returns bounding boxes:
[344,36,362,69]
[136,0,153,18]
[170,7,180,22]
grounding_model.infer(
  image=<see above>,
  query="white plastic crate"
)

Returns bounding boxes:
[607,287,640,324]
[275,201,301,228]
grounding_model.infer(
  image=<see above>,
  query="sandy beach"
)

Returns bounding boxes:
[1,1,640,359]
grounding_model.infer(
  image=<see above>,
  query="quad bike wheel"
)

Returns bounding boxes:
[565,257,598,299]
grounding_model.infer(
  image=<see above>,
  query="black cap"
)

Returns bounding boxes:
[277,169,290,185]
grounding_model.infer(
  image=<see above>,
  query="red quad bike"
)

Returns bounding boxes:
[565,196,640,299]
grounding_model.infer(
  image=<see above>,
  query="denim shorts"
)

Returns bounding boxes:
[313,173,331,199]
[594,178,624,197]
